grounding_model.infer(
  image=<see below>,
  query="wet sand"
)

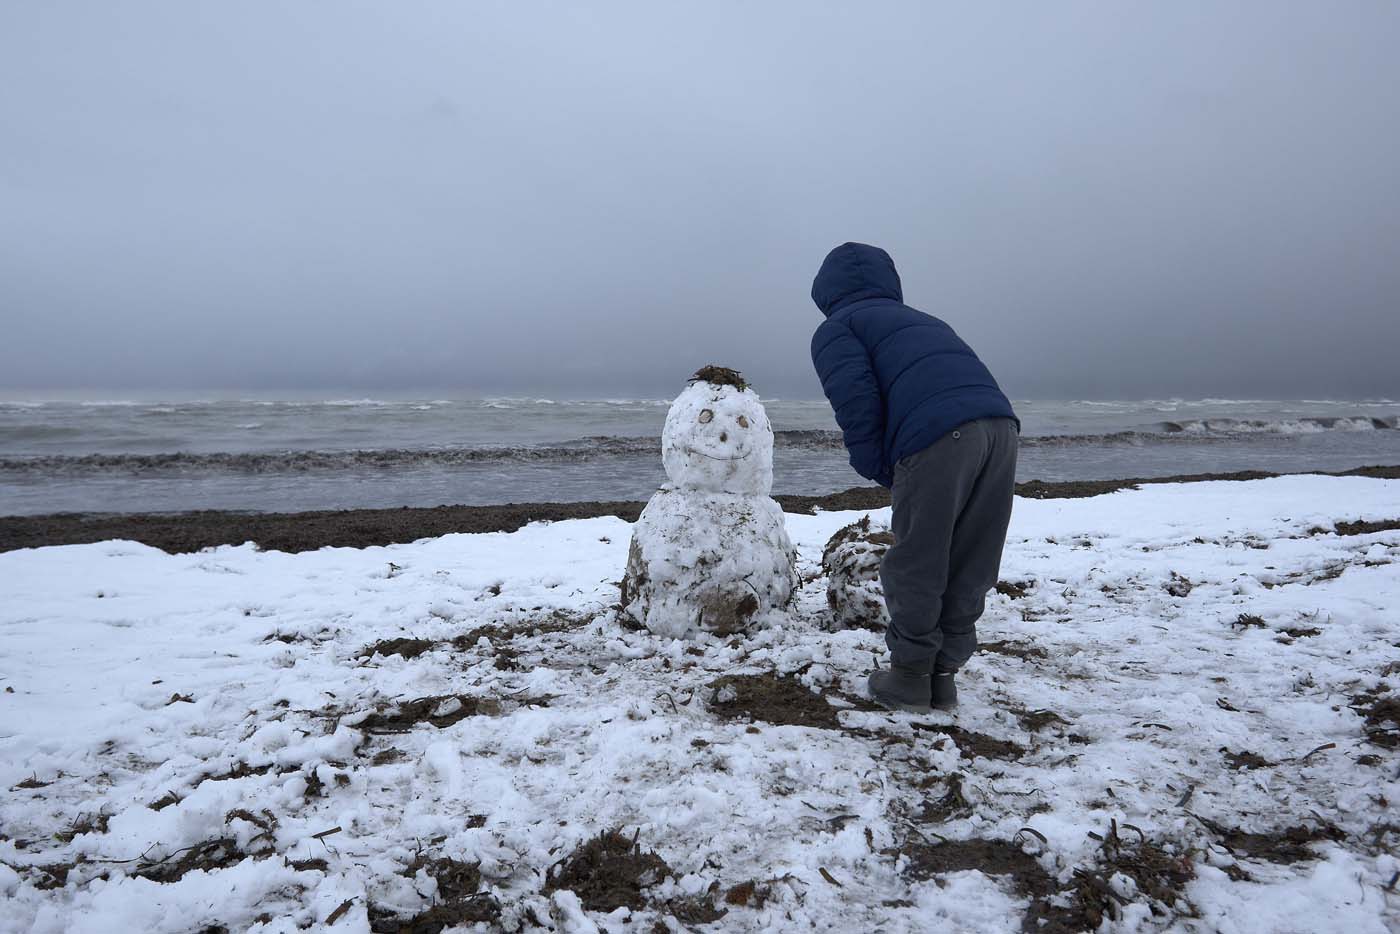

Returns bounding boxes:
[2,465,1396,555]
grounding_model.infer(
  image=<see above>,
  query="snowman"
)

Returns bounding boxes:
[621,366,797,638]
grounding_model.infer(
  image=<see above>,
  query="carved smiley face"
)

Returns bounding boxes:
[661,382,774,494]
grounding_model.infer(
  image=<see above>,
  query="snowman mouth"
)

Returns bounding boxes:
[683,446,748,462]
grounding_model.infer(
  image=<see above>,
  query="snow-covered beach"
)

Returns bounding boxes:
[2,474,1398,932]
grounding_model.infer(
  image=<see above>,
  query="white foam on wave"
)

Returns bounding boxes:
[1168,416,1393,435]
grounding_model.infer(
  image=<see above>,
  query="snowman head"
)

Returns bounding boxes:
[661,368,774,494]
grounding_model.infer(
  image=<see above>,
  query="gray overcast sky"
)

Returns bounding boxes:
[1,2,1397,399]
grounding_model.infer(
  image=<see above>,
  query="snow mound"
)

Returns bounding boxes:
[821,515,893,631]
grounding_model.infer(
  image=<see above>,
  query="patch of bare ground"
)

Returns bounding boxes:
[707,672,846,730]
[368,900,500,933]
[53,810,112,843]
[722,876,797,910]
[981,640,1048,660]
[262,631,313,644]
[661,891,728,925]
[367,853,501,933]
[916,773,973,822]
[451,609,593,648]
[1063,822,1198,930]
[130,838,249,883]
[199,760,294,784]
[354,610,594,667]
[911,722,1026,761]
[10,774,53,790]
[1280,626,1322,639]
[1221,748,1276,770]
[1331,518,1400,536]
[1163,572,1193,597]
[359,637,436,660]
[1191,814,1345,864]
[995,580,1033,599]
[901,821,1195,933]
[27,818,272,891]
[543,829,672,912]
[1009,707,1070,733]
[354,695,503,733]
[1352,687,1400,748]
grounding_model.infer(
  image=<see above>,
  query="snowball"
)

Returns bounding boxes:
[821,515,893,631]
[661,381,774,495]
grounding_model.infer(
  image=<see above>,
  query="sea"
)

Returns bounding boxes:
[1,395,1398,516]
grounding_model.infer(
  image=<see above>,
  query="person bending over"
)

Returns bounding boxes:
[809,242,1019,712]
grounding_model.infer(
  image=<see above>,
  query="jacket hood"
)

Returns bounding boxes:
[811,242,903,316]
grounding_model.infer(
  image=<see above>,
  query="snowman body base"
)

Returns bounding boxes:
[622,488,796,639]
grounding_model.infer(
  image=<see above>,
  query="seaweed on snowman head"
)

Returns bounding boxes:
[687,365,748,391]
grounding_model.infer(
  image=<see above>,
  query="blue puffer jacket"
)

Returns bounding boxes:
[810,242,1017,488]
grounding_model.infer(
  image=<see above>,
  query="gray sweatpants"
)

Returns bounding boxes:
[879,417,1018,670]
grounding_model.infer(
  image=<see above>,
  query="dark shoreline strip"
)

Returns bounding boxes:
[1,465,1396,555]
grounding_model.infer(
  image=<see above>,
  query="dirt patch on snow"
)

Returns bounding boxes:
[451,609,593,648]
[359,638,437,660]
[910,722,1026,761]
[995,580,1032,599]
[915,773,973,822]
[352,610,592,670]
[903,822,1196,933]
[1353,689,1400,748]
[368,900,501,933]
[132,838,247,883]
[543,829,673,912]
[981,640,1048,661]
[900,837,1078,932]
[1061,823,1197,930]
[1222,748,1275,770]
[354,695,502,733]
[1013,708,1070,733]
[1331,518,1400,536]
[364,853,501,932]
[1232,614,1267,630]
[707,672,848,730]
[1194,814,1345,864]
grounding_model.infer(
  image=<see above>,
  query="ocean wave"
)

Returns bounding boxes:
[3,416,1395,476]
[1161,416,1398,435]
[0,432,845,475]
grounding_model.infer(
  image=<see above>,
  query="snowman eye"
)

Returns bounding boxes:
[736,415,749,428]
[698,409,713,423]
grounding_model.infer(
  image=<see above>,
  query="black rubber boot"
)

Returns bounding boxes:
[931,668,958,710]
[867,660,932,714]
